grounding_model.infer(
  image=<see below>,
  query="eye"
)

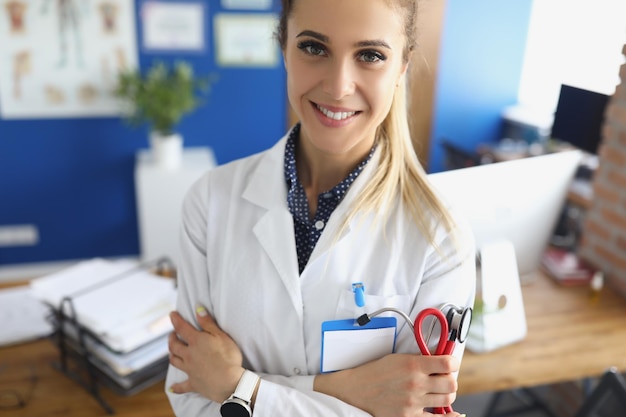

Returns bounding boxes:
[358,50,386,63]
[297,40,327,57]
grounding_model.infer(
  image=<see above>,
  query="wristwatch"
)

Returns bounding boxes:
[220,370,260,417]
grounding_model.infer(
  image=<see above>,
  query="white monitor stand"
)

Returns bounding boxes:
[466,239,527,353]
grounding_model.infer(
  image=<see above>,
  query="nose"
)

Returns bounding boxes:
[323,58,356,100]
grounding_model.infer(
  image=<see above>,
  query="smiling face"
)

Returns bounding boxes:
[283,0,409,162]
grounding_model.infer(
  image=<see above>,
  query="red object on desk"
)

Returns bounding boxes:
[541,246,595,286]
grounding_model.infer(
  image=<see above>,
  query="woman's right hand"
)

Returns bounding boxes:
[313,353,463,417]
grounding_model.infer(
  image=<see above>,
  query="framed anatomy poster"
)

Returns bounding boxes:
[0,0,138,119]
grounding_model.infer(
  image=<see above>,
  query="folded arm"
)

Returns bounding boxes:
[167,308,464,417]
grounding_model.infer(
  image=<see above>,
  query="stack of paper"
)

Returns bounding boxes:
[29,258,177,392]
[0,286,53,346]
[30,258,176,352]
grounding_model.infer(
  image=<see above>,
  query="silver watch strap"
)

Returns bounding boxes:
[232,370,259,402]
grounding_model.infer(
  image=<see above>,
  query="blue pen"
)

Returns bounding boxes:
[352,282,366,308]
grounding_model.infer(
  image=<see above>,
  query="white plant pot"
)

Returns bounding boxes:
[150,132,183,170]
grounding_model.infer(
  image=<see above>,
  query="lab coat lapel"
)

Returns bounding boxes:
[307,147,382,266]
[242,138,303,313]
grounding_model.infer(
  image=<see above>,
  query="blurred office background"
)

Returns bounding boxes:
[0,0,624,277]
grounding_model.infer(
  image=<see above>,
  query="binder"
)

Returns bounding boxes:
[32,257,176,414]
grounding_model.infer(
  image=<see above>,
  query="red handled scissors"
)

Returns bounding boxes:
[414,307,456,414]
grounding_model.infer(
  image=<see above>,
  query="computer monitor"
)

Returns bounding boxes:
[427,150,583,277]
[550,84,610,155]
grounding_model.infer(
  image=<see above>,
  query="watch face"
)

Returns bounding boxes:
[220,400,251,417]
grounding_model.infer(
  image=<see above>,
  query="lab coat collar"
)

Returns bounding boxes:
[241,130,382,293]
[241,132,290,210]
[241,128,382,213]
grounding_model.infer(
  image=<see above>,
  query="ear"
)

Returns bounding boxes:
[395,65,409,88]
[395,56,410,87]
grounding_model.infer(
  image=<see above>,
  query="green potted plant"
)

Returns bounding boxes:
[114,60,212,169]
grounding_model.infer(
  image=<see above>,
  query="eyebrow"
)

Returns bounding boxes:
[356,40,391,50]
[296,30,329,43]
[296,30,392,50]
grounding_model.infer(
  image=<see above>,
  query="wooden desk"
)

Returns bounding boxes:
[3,271,626,416]
[458,271,626,395]
[0,339,173,417]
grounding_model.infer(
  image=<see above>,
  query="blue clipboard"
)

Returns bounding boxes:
[320,317,397,373]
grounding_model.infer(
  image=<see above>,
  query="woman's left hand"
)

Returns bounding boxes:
[168,307,245,403]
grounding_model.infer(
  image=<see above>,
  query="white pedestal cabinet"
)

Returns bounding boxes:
[135,147,216,267]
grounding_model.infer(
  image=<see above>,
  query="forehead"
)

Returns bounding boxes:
[288,0,405,44]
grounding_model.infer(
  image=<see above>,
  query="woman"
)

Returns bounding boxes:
[166,0,475,416]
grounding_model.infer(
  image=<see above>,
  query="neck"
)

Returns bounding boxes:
[296,140,372,193]
[295,132,374,218]
[297,153,346,195]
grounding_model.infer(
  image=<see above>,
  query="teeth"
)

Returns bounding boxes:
[316,104,356,121]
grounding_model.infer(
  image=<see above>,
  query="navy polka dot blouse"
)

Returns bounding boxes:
[284,124,375,274]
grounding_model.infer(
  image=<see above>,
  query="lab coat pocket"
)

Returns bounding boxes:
[335,289,411,321]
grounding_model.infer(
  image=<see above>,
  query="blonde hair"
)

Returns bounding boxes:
[278,0,458,247]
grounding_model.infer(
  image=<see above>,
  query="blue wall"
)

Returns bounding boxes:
[0,0,286,266]
[428,0,533,173]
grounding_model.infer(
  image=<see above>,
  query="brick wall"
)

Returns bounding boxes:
[579,44,626,297]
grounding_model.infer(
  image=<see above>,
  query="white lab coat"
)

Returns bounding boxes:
[165,132,476,417]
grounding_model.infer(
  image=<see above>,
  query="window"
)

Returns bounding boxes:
[518,0,626,115]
